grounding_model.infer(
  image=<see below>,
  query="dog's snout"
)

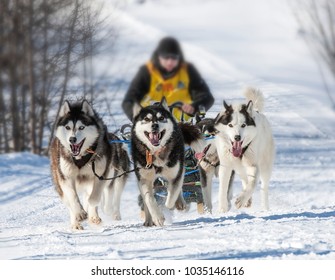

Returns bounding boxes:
[234,135,241,141]
[69,136,77,144]
[151,123,159,131]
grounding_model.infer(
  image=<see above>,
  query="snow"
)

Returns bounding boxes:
[1,0,335,268]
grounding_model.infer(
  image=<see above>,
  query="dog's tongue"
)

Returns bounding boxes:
[149,132,160,146]
[70,139,85,156]
[71,144,81,155]
[232,141,243,157]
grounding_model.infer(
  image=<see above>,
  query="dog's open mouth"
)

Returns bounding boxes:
[231,141,243,157]
[145,130,165,146]
[70,139,85,156]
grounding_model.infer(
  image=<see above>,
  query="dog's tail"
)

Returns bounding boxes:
[178,122,206,153]
[244,87,264,112]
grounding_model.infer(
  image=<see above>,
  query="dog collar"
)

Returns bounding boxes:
[145,150,153,168]
[145,146,166,169]
[73,153,94,168]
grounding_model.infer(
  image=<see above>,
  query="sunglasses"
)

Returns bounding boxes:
[159,54,180,60]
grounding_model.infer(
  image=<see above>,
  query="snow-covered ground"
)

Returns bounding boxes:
[1,0,335,269]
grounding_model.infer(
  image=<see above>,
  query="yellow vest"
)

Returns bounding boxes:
[141,62,192,121]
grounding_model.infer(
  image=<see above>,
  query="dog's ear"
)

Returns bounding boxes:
[215,100,234,126]
[160,97,169,112]
[59,100,71,117]
[214,112,223,124]
[223,100,230,111]
[246,100,254,117]
[214,100,230,124]
[223,100,235,114]
[81,100,95,117]
[132,102,142,121]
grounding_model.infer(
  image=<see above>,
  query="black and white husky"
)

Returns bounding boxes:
[210,87,275,213]
[195,117,220,213]
[50,100,130,230]
[131,99,204,226]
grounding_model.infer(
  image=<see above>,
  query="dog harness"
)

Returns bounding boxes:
[141,61,192,121]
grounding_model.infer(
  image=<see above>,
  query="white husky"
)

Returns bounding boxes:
[212,87,275,213]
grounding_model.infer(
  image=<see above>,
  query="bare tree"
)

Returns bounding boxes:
[291,0,335,108]
[0,0,118,154]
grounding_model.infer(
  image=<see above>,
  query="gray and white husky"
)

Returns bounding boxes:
[131,99,204,226]
[211,87,275,213]
[50,100,130,230]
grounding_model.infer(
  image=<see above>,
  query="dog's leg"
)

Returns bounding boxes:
[235,166,259,209]
[260,179,269,211]
[82,190,89,212]
[259,170,271,211]
[104,177,125,220]
[61,181,87,230]
[218,165,233,213]
[140,181,165,226]
[258,153,273,211]
[239,176,252,208]
[143,201,154,226]
[87,179,106,225]
[165,178,185,210]
[175,191,187,211]
[227,170,235,209]
[199,166,214,213]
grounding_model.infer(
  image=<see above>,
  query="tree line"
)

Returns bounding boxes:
[0,0,116,154]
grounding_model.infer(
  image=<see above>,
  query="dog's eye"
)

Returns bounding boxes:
[144,117,151,122]
[228,124,233,128]
[65,125,71,130]
[241,123,246,128]
[158,116,165,122]
[79,126,85,130]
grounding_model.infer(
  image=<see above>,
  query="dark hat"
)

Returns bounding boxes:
[156,37,182,56]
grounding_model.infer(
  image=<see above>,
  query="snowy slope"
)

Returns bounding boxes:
[1,0,335,261]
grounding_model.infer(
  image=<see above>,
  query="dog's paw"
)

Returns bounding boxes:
[143,220,154,227]
[152,215,165,227]
[143,217,164,227]
[218,207,229,213]
[72,223,84,230]
[235,194,250,209]
[244,197,252,208]
[112,212,121,221]
[175,199,187,211]
[89,216,102,225]
[75,210,88,222]
[218,202,230,213]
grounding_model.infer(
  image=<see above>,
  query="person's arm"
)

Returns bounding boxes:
[187,63,214,113]
[122,65,151,120]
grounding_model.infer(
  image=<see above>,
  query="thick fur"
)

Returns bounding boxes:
[213,87,275,212]
[131,99,205,226]
[50,100,130,230]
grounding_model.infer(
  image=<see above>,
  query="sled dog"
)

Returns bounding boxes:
[213,87,275,212]
[50,100,130,230]
[195,117,220,213]
[131,98,204,226]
